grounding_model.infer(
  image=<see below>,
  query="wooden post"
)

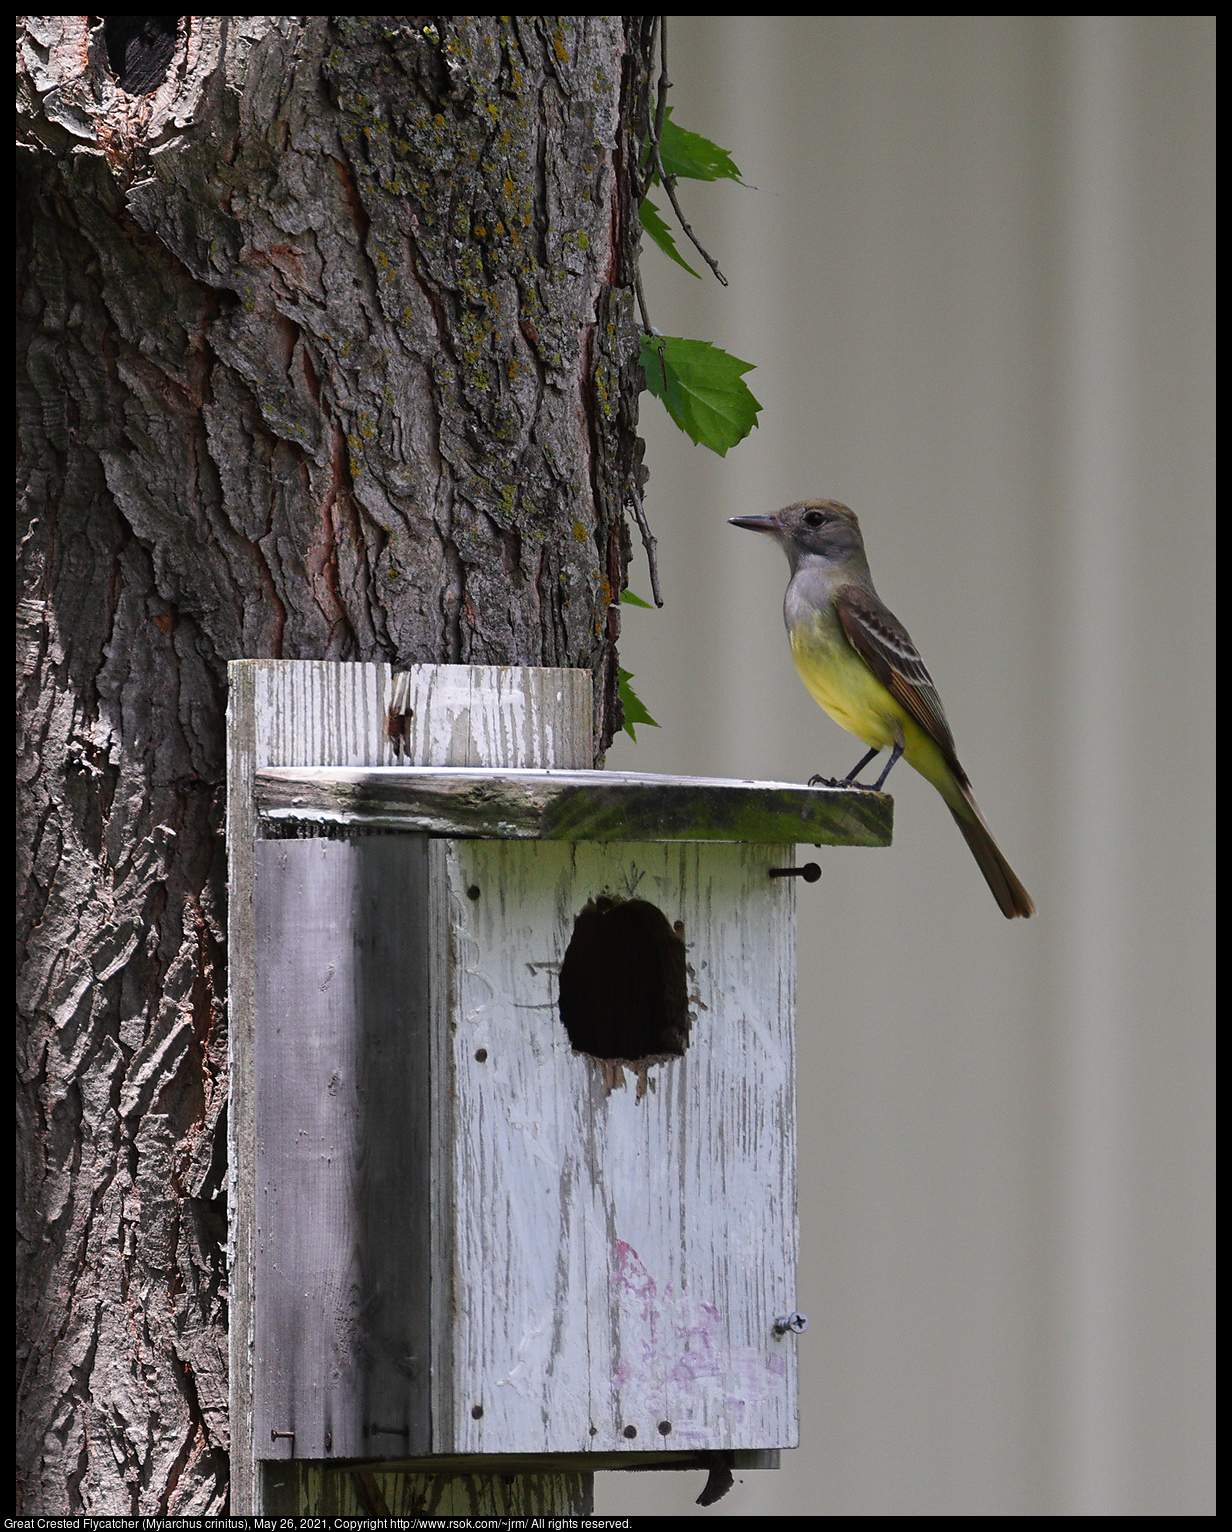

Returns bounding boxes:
[228,661,595,1515]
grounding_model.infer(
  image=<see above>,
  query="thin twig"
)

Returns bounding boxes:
[653,143,728,286]
[626,482,664,608]
[634,268,669,390]
[631,27,664,374]
[653,16,669,147]
[634,264,654,341]
[648,15,728,287]
[628,25,653,340]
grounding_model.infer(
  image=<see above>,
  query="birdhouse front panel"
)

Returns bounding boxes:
[434,838,799,1456]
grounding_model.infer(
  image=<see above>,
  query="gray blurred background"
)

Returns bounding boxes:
[595,15,1214,1517]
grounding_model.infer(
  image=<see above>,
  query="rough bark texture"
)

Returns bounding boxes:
[16,15,653,1513]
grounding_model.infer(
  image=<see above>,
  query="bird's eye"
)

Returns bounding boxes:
[803,510,826,528]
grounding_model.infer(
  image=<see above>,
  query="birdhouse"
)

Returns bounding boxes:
[226,661,891,1500]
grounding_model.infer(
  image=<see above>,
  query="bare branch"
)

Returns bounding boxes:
[653,16,669,146]
[644,14,729,288]
[627,482,664,607]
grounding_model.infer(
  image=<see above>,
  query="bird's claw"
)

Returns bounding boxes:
[808,772,880,791]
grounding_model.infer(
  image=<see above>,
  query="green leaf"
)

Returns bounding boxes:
[639,334,762,456]
[621,589,654,608]
[638,195,702,278]
[658,108,744,184]
[618,668,659,742]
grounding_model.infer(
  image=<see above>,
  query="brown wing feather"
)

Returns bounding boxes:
[834,584,963,773]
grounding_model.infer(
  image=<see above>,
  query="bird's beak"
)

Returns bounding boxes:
[729,515,781,536]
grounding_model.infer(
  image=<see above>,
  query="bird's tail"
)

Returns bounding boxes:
[949,789,1035,919]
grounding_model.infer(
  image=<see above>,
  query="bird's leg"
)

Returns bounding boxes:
[842,745,883,784]
[808,745,882,790]
[870,741,903,790]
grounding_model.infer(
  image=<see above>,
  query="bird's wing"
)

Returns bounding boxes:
[834,583,961,768]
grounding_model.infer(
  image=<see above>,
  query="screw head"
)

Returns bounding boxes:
[773,1311,810,1336]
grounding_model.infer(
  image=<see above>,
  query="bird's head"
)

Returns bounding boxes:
[730,499,869,576]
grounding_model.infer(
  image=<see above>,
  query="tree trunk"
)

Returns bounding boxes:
[17,16,652,1513]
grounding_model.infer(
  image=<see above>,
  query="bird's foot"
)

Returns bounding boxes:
[809,771,879,791]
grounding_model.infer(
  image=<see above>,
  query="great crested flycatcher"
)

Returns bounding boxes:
[731,499,1034,918]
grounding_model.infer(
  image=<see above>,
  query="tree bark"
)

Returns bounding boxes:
[17,16,652,1513]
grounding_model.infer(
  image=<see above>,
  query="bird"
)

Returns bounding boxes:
[730,499,1034,918]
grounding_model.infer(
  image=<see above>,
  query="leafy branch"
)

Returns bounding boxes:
[633,18,760,459]
[618,17,762,739]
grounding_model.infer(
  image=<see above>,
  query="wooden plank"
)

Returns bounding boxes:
[228,662,398,1509]
[225,663,261,1518]
[247,660,393,768]
[229,661,599,1510]
[263,1461,594,1515]
[268,1448,778,1475]
[254,837,433,1460]
[255,766,894,847]
[434,839,799,1455]
[393,665,593,769]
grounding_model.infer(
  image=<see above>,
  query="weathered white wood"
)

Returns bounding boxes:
[396,665,592,770]
[433,839,799,1455]
[231,660,802,1492]
[229,661,398,1510]
[226,664,261,1517]
[232,659,590,773]
[229,661,601,1506]
[254,837,433,1460]
[247,659,395,768]
[255,766,893,846]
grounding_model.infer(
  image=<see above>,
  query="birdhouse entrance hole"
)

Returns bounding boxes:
[558,895,690,1063]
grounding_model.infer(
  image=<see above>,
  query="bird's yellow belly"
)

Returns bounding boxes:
[790,631,901,751]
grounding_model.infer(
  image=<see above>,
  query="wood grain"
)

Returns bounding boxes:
[256,766,894,847]
[435,839,799,1454]
[253,837,433,1459]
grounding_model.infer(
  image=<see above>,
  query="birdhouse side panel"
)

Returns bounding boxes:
[435,840,798,1456]
[254,837,434,1460]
